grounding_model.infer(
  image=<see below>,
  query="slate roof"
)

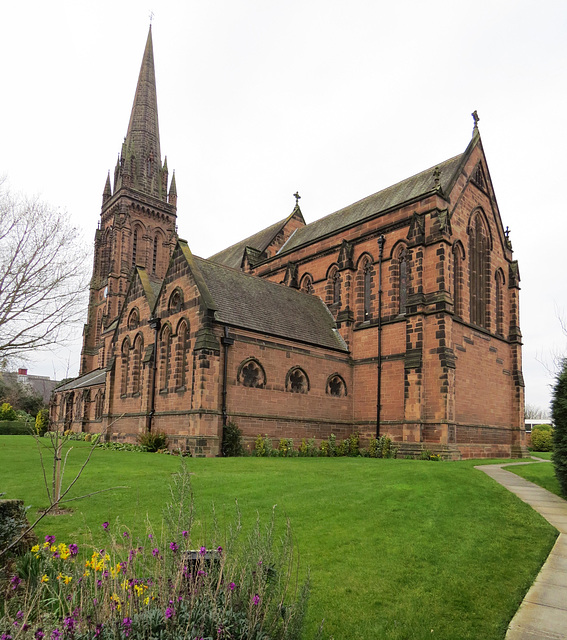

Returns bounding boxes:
[55,369,106,392]
[208,216,290,269]
[193,255,348,352]
[278,152,465,253]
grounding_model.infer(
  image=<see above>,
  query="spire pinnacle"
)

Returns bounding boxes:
[117,27,163,198]
[102,172,112,204]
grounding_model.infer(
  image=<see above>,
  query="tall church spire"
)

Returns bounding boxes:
[114,26,167,200]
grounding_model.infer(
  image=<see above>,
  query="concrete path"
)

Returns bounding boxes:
[475,458,567,639]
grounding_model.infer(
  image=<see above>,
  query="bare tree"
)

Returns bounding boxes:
[0,181,89,366]
[524,403,550,420]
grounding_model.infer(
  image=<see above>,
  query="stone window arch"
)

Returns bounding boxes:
[452,242,465,318]
[393,244,409,315]
[100,228,112,277]
[356,254,374,322]
[95,309,103,343]
[286,367,309,394]
[132,224,144,268]
[469,211,491,328]
[153,230,163,275]
[168,288,183,314]
[121,337,130,396]
[159,324,172,392]
[128,308,139,330]
[174,319,190,390]
[237,358,266,388]
[300,273,314,294]
[95,389,105,420]
[132,333,144,395]
[495,269,505,336]
[326,373,347,397]
[326,265,341,306]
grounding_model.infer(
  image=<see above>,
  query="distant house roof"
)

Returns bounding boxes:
[192,254,348,353]
[55,369,106,393]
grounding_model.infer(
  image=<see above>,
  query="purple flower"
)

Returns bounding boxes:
[10,575,21,590]
[102,522,109,530]
[16,611,23,620]
[69,543,78,556]
[95,624,103,637]
[165,607,175,620]
[182,530,188,538]
[51,630,61,640]
[199,546,206,556]
[45,535,56,545]
[229,582,236,591]
[148,533,153,539]
[123,531,129,538]
[252,594,260,606]
[35,631,44,640]
[169,542,178,553]
[217,545,223,554]
[63,617,75,632]
[2,634,13,640]
[122,618,132,636]
[152,548,159,557]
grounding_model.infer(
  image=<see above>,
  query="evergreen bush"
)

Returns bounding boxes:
[222,421,244,457]
[35,408,50,436]
[0,421,33,435]
[552,358,567,496]
[0,402,17,421]
[531,427,553,452]
[137,430,169,452]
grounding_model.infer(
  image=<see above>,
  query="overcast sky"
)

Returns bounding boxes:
[1,0,565,412]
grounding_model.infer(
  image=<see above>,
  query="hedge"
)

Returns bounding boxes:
[0,421,35,435]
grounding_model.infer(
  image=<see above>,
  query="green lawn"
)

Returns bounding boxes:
[506,457,564,497]
[0,437,558,640]
[529,451,553,460]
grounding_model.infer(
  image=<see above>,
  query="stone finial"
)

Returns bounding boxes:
[472,110,480,136]
[293,191,301,205]
[433,166,441,190]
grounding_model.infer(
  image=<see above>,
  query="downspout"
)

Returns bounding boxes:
[376,234,386,439]
[147,316,161,433]
[220,326,234,455]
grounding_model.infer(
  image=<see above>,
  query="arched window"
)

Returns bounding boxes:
[286,367,309,394]
[469,213,490,328]
[128,309,139,330]
[121,338,130,396]
[327,266,340,306]
[237,358,266,388]
[363,258,373,320]
[326,373,347,397]
[452,243,464,318]
[159,325,172,392]
[132,227,139,268]
[396,246,408,315]
[495,269,505,336]
[300,274,314,294]
[175,320,190,390]
[132,334,143,395]
[153,233,161,274]
[100,228,111,277]
[95,390,105,420]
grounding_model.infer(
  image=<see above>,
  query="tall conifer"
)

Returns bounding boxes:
[552,358,567,496]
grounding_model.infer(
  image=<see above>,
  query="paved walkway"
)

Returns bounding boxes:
[475,458,567,639]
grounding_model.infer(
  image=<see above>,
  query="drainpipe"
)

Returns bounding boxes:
[220,326,234,455]
[376,234,386,439]
[147,316,161,433]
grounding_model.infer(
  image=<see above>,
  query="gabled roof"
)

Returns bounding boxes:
[208,205,304,269]
[278,152,466,254]
[55,369,106,392]
[179,241,347,352]
[137,267,163,311]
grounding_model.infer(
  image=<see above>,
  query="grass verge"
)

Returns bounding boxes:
[506,458,564,498]
[0,436,558,640]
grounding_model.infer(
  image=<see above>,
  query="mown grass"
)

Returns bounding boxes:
[0,437,558,640]
[506,457,564,497]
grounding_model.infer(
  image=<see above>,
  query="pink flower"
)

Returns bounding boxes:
[252,594,260,606]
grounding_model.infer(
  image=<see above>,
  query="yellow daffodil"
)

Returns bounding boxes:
[31,544,40,553]
[63,576,72,584]
[41,574,49,583]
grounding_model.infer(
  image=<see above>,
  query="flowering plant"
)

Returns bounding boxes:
[1,463,312,639]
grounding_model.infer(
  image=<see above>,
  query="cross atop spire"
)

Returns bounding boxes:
[293,191,301,205]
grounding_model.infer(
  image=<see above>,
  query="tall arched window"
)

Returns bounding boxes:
[398,247,408,315]
[495,270,504,336]
[452,243,464,317]
[160,325,172,392]
[153,233,162,274]
[95,390,105,420]
[363,258,373,320]
[132,227,139,268]
[469,213,489,328]
[300,274,313,294]
[121,339,130,396]
[132,334,143,395]
[175,320,190,390]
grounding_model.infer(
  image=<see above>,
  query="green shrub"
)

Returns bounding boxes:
[254,433,267,457]
[0,402,17,421]
[278,438,294,457]
[137,430,169,452]
[0,421,33,435]
[553,358,567,496]
[534,423,552,432]
[348,431,360,456]
[531,428,554,452]
[35,408,50,436]
[222,421,244,457]
[368,435,396,458]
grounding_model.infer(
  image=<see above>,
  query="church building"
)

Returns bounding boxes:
[51,28,526,459]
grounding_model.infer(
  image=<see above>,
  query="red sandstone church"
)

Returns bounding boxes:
[51,28,526,459]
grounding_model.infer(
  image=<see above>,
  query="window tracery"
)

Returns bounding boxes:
[286,367,309,394]
[238,359,266,388]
